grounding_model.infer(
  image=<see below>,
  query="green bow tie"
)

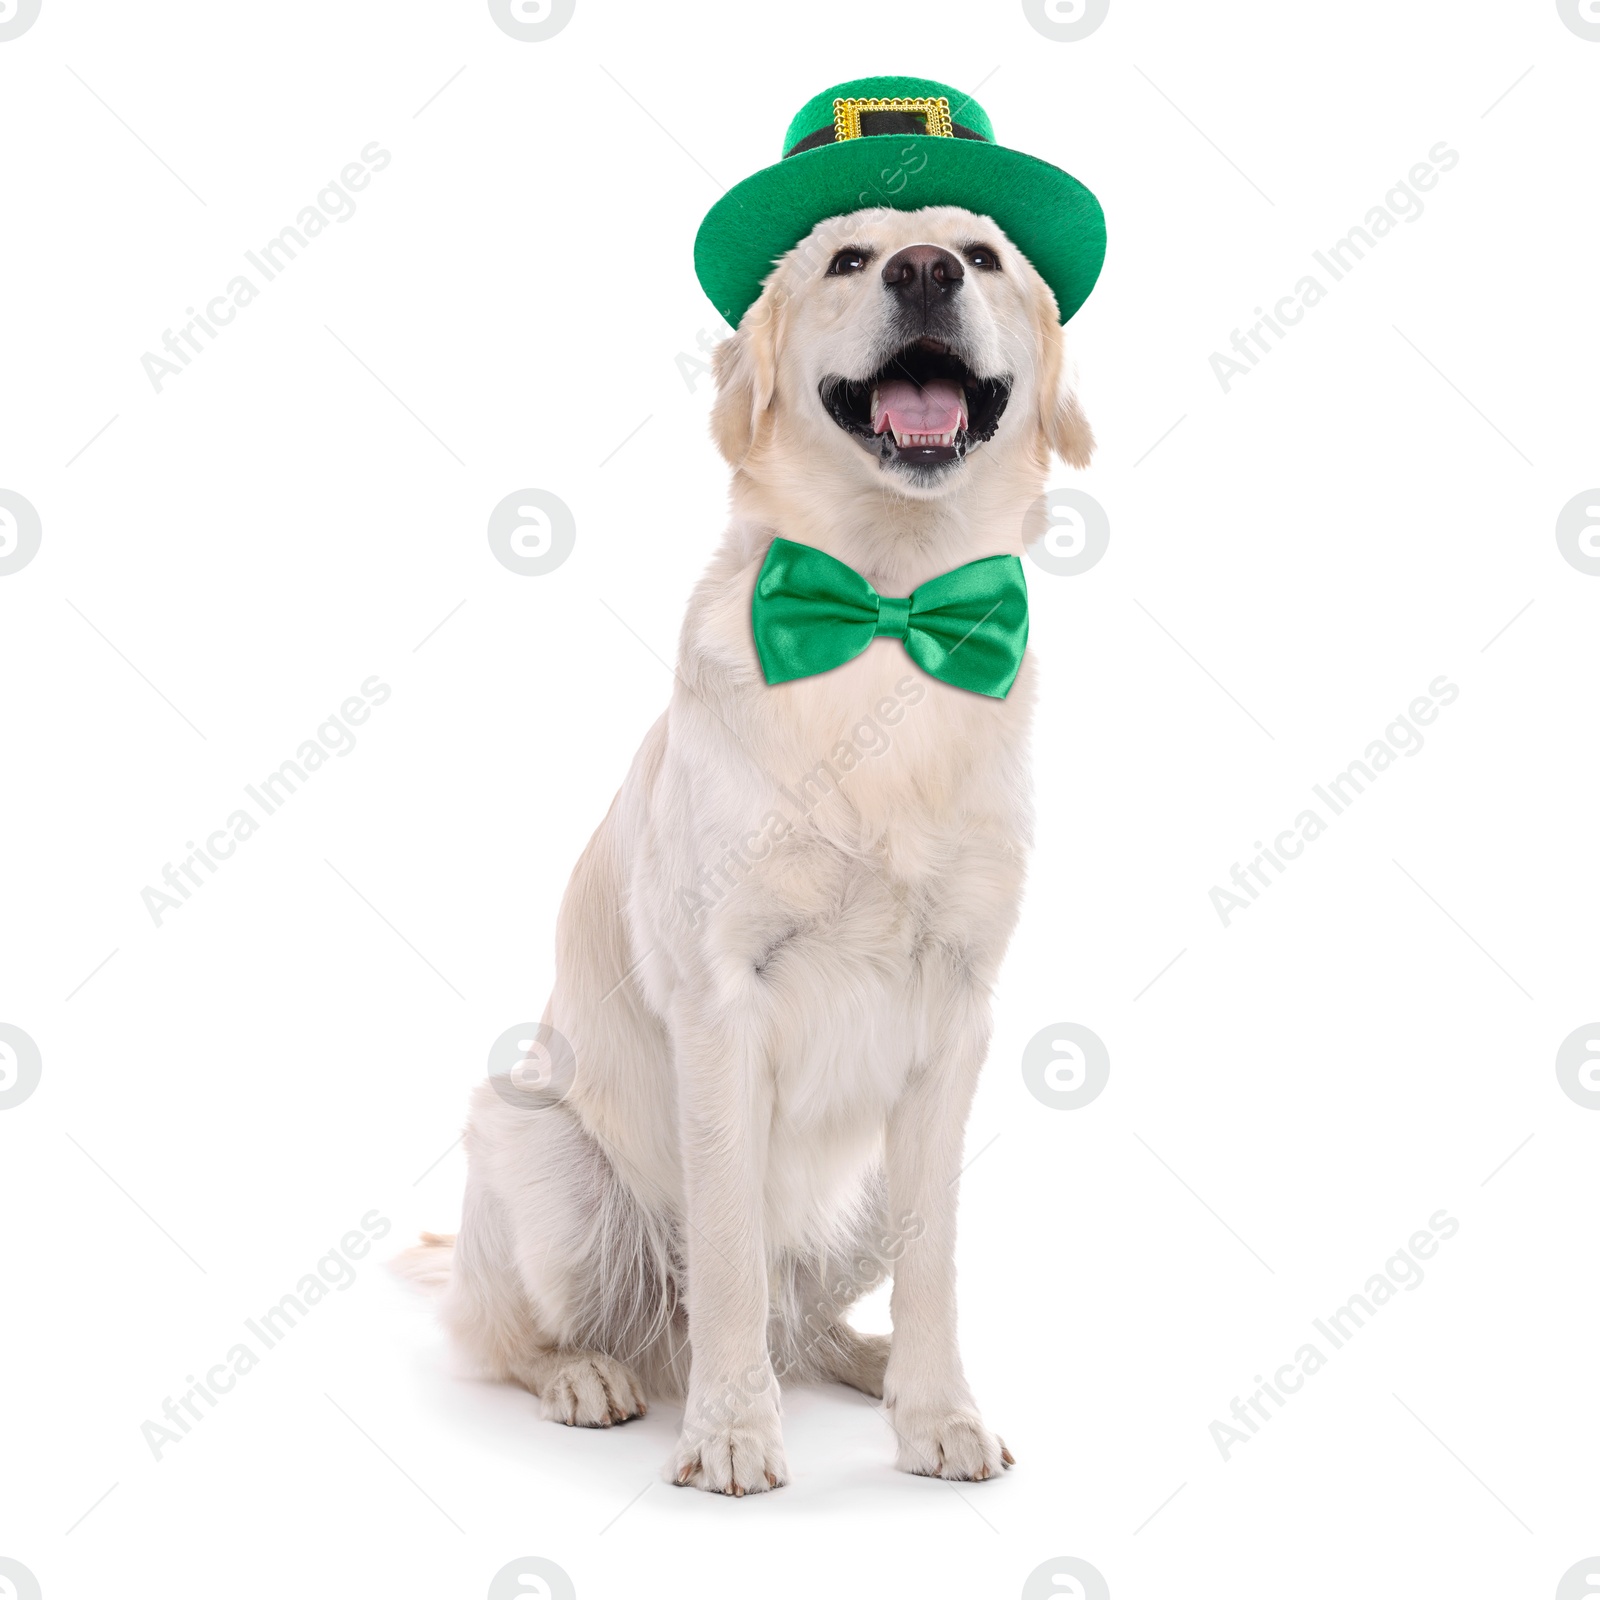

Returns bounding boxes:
[751,538,1028,699]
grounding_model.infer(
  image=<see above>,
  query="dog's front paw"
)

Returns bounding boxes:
[890,1406,1013,1481]
[671,1407,788,1496]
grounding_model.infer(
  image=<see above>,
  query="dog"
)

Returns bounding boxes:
[402,201,1093,1495]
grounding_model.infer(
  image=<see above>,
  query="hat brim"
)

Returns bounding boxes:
[694,134,1106,328]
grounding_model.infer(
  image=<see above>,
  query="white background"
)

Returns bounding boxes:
[2,2,1598,1597]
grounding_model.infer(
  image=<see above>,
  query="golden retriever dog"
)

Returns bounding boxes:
[401,203,1093,1494]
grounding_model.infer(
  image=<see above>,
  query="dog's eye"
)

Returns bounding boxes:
[827,248,871,276]
[964,244,1001,271]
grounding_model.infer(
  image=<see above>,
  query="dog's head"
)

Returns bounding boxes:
[712,205,1092,500]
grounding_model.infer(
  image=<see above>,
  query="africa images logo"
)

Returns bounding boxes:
[1208,143,1460,393]
[139,677,391,926]
[139,144,392,393]
[1209,1210,1460,1460]
[1208,676,1459,927]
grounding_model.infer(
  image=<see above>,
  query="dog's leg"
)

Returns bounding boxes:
[443,1100,663,1424]
[881,992,1012,1481]
[445,1191,653,1427]
[804,1323,891,1399]
[769,1269,891,1398]
[669,1003,788,1496]
[776,1215,892,1398]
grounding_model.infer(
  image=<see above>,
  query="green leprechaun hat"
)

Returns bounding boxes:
[694,74,1106,329]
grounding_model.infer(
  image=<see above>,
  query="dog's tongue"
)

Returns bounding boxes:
[872,378,967,438]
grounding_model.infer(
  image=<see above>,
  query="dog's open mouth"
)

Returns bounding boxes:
[820,339,1012,470]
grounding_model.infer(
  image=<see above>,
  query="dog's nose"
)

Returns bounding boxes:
[880,244,964,307]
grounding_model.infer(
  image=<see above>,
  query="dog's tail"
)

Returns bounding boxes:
[390,1230,456,1296]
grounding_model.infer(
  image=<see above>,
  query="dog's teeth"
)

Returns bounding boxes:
[893,427,964,449]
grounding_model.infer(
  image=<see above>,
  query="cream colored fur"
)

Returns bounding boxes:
[407,206,1093,1493]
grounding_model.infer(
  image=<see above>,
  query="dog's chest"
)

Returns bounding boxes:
[771,642,1027,825]
[748,791,1022,1244]
[660,620,1034,1245]
[729,651,1030,1099]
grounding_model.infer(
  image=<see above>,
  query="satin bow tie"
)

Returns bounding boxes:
[751,537,1028,699]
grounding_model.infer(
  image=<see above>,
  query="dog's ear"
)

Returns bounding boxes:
[1034,280,1095,469]
[710,288,782,465]
[1045,378,1095,470]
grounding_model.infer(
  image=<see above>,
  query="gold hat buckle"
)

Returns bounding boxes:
[831,95,955,143]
